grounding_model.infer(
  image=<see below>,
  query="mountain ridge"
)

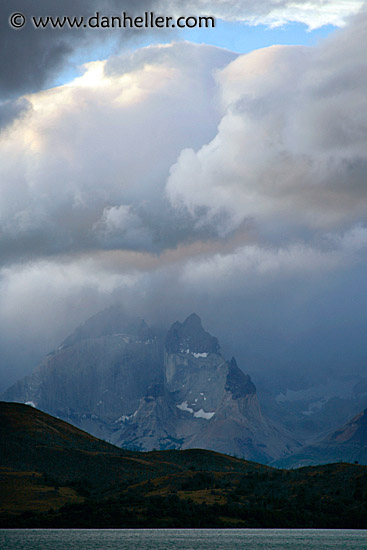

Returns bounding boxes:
[273,407,367,468]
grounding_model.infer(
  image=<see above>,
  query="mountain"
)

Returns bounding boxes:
[2,306,164,442]
[255,370,367,445]
[1,402,367,529]
[1,308,299,463]
[274,408,367,468]
[114,314,299,461]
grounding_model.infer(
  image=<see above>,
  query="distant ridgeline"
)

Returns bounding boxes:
[1,308,299,464]
[1,402,367,529]
[274,407,367,468]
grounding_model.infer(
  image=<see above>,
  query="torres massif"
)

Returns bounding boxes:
[2,308,299,463]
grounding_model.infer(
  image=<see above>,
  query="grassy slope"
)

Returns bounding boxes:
[0,402,367,528]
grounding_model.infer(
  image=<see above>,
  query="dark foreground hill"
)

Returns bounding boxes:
[1,402,367,529]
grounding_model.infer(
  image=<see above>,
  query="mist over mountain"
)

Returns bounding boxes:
[2,306,300,463]
[1,10,367,403]
[0,5,367,473]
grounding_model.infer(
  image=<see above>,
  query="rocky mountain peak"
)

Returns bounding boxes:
[225,357,256,399]
[165,313,220,355]
[61,305,155,349]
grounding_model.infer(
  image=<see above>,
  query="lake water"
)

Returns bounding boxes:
[1,528,367,550]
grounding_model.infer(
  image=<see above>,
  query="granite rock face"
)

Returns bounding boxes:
[2,307,299,463]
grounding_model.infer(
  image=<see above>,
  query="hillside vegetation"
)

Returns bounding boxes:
[1,402,366,528]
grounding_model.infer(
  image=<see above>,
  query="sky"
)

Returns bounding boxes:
[0,0,367,392]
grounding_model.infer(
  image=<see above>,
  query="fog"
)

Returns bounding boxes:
[0,2,366,392]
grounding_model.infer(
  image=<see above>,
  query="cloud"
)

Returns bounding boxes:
[0,0,156,100]
[1,13,367,287]
[1,220,366,392]
[1,0,364,103]
[1,9,367,391]
[0,42,235,264]
[180,0,365,28]
[329,224,367,252]
[166,10,367,238]
[0,98,31,132]
[180,243,342,290]
[95,204,153,249]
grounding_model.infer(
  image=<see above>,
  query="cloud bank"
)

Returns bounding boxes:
[1,0,364,100]
[166,13,367,237]
[0,7,367,390]
[167,0,365,28]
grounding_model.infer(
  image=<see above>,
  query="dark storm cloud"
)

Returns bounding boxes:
[0,0,155,100]
[0,98,31,131]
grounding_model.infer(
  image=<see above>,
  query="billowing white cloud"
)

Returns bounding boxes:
[95,204,153,249]
[165,0,365,28]
[166,11,367,237]
[0,42,235,261]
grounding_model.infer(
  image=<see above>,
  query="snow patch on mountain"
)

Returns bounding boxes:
[177,401,194,413]
[116,410,138,423]
[194,409,215,420]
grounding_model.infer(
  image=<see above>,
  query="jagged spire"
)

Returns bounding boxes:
[165,313,220,354]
